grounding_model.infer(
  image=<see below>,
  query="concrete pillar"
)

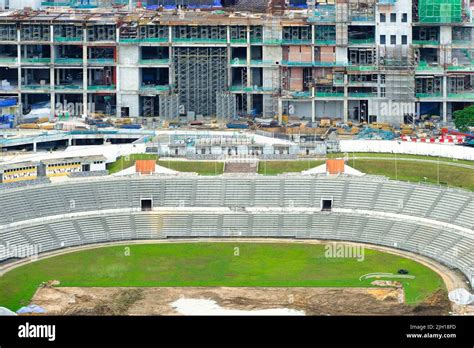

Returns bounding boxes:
[83,28,88,117]
[442,75,447,124]
[50,90,55,119]
[50,26,55,119]
[311,87,315,123]
[442,102,447,124]
[17,29,21,93]
[247,94,252,114]
[33,142,37,152]
[68,137,72,146]
[343,74,348,123]
[277,97,283,124]
[245,26,252,115]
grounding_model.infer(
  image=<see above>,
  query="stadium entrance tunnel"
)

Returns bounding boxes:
[141,199,153,211]
[321,199,333,211]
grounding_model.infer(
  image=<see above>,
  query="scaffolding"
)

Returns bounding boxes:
[378,45,416,101]
[87,25,116,42]
[20,24,50,41]
[282,26,312,43]
[348,0,376,22]
[250,25,263,43]
[216,92,237,119]
[230,26,247,43]
[418,0,462,23]
[173,25,227,42]
[173,47,228,116]
[54,25,83,41]
[0,25,17,41]
[159,94,179,119]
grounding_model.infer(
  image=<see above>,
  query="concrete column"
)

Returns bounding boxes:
[33,141,37,152]
[50,89,55,119]
[83,28,88,117]
[442,74,447,124]
[116,75,121,118]
[277,97,283,124]
[50,26,55,119]
[311,87,315,123]
[17,29,21,93]
[68,137,72,146]
[343,74,348,123]
[442,102,447,124]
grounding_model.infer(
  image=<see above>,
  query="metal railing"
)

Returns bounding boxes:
[348,38,376,45]
[88,85,116,91]
[54,58,83,65]
[139,59,170,65]
[173,38,226,44]
[88,58,115,64]
[22,58,51,63]
[412,39,440,45]
[54,36,82,42]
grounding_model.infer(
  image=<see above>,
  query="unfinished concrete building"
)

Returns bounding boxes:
[0,0,473,125]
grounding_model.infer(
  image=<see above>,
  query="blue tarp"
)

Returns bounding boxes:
[146,0,221,9]
[0,98,17,108]
[0,307,17,316]
[16,305,46,314]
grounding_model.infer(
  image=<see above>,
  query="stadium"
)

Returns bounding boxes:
[0,0,473,320]
[0,128,473,316]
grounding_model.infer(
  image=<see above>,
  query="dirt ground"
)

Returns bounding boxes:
[30,285,451,316]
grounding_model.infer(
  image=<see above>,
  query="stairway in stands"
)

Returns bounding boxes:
[224,161,258,174]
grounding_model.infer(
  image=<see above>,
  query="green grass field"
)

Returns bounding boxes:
[328,152,474,166]
[107,154,159,174]
[106,154,473,190]
[257,160,325,175]
[158,160,224,175]
[0,243,445,311]
[348,159,474,191]
[258,157,474,190]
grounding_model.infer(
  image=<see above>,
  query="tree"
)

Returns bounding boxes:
[453,105,474,132]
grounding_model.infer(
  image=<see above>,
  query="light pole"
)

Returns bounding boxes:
[437,155,440,185]
[395,140,401,181]
[395,151,397,180]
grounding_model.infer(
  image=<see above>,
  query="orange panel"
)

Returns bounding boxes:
[326,159,345,174]
[136,160,156,174]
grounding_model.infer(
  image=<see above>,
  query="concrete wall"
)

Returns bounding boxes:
[288,100,312,120]
[118,45,139,65]
[90,162,106,171]
[315,100,344,119]
[119,94,139,117]
[340,139,474,160]
[119,67,139,91]
[8,0,41,8]
[375,0,412,47]
[335,47,348,64]
[262,46,282,64]
[440,26,452,65]
[368,99,415,125]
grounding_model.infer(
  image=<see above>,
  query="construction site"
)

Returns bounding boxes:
[0,0,473,132]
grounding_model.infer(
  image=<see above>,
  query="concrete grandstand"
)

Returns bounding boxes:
[0,174,472,287]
